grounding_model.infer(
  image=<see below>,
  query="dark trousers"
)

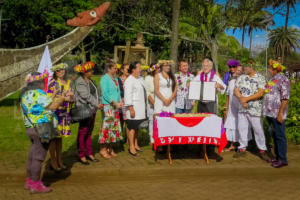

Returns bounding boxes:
[77,113,96,158]
[176,107,192,114]
[26,128,49,182]
[266,116,288,163]
[197,101,217,155]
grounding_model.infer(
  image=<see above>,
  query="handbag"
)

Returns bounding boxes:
[70,104,93,123]
[70,79,96,123]
[21,105,57,143]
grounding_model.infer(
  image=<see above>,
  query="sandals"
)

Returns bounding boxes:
[99,152,111,159]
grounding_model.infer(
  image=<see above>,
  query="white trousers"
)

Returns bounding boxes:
[238,112,267,151]
[147,105,154,143]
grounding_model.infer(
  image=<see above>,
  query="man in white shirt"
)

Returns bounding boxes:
[194,58,226,162]
[194,58,226,114]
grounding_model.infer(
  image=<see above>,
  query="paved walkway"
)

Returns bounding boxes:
[1,146,300,200]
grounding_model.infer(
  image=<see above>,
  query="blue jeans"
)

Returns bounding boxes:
[175,107,191,114]
[266,116,287,163]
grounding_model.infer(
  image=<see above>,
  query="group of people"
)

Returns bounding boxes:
[20,56,290,194]
[223,58,290,169]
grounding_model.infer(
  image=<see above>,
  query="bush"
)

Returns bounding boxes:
[285,80,300,144]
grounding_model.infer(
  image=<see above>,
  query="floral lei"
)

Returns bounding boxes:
[265,79,278,93]
[176,72,191,92]
[200,70,215,82]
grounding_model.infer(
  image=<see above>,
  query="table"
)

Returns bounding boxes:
[153,113,227,164]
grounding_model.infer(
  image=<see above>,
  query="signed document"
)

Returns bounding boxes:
[188,81,216,101]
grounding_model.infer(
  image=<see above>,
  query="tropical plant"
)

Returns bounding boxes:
[268,27,300,63]
[285,81,300,144]
[226,0,274,52]
[180,0,228,71]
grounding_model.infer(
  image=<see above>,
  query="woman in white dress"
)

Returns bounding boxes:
[154,60,177,114]
[124,62,147,156]
[145,63,160,144]
[224,66,242,151]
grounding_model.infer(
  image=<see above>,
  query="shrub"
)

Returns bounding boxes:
[285,81,300,144]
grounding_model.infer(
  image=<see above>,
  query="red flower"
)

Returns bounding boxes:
[273,79,278,83]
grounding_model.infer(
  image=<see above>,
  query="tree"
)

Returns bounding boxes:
[247,11,273,53]
[180,1,227,72]
[268,27,300,63]
[1,0,96,48]
[170,0,181,70]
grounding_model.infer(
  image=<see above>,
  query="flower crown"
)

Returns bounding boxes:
[25,71,49,83]
[148,64,159,72]
[269,59,286,72]
[74,61,95,73]
[51,63,68,72]
[158,60,174,66]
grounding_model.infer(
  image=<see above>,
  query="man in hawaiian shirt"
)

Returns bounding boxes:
[175,60,195,113]
[263,60,290,168]
[234,62,269,161]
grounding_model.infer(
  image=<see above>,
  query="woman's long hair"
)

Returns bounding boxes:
[162,65,176,92]
[20,72,45,99]
[52,69,68,81]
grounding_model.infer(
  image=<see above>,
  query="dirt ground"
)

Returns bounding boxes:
[1,145,300,200]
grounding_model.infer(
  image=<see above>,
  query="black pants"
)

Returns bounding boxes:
[197,101,217,155]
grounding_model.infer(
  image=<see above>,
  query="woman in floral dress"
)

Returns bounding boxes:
[47,63,74,171]
[99,61,123,158]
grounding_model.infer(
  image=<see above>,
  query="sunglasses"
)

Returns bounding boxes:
[229,66,237,68]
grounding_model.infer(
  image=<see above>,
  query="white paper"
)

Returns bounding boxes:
[203,82,216,101]
[188,81,201,100]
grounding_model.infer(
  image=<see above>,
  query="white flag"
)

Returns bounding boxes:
[37,45,52,91]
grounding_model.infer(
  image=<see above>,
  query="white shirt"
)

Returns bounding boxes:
[124,75,147,120]
[193,71,227,102]
[144,75,154,100]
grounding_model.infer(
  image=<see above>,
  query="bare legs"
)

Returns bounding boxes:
[128,128,141,154]
[49,138,65,171]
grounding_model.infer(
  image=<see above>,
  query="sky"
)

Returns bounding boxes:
[225,2,300,52]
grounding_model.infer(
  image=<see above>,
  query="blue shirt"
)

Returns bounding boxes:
[100,74,121,105]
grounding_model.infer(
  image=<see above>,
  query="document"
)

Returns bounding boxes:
[188,81,216,101]
[202,82,216,101]
[188,81,201,100]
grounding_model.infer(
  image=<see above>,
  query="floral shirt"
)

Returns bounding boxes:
[235,73,266,117]
[175,72,194,109]
[263,74,290,119]
[21,89,54,128]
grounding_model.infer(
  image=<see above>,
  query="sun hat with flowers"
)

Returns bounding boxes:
[74,61,95,73]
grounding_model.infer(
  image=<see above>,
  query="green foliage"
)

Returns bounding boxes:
[1,0,97,48]
[268,27,300,61]
[285,81,300,144]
